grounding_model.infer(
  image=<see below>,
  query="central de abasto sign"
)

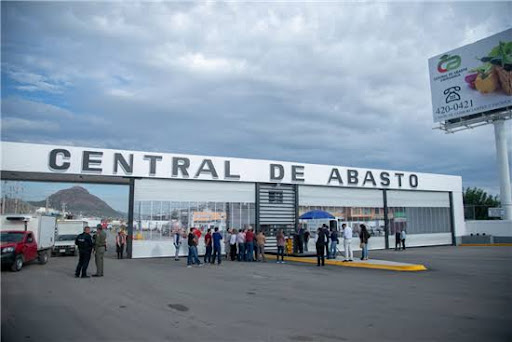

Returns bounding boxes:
[1,142,461,191]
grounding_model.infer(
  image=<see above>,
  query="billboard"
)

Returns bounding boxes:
[429,28,512,123]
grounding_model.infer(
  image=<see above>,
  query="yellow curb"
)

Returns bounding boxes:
[266,255,427,272]
[460,243,512,247]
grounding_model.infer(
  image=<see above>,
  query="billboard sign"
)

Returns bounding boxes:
[429,29,512,123]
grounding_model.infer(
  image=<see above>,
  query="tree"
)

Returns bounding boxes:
[463,187,501,220]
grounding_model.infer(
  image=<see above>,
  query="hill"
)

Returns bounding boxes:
[29,186,125,218]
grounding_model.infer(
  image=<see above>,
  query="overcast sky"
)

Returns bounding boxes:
[1,1,511,211]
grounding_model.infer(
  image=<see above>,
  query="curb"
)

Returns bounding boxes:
[268,255,427,272]
[460,243,512,247]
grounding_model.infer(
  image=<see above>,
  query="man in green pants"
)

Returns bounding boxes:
[93,224,107,277]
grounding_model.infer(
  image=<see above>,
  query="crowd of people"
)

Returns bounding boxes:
[169,222,398,268]
[313,223,373,266]
[75,221,409,273]
[173,226,276,267]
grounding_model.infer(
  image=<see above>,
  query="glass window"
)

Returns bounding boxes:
[387,206,451,235]
[269,191,284,204]
[298,205,385,238]
[134,200,255,241]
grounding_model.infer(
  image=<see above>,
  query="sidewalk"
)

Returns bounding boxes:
[267,254,427,272]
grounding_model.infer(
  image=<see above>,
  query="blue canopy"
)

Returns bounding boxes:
[299,210,335,220]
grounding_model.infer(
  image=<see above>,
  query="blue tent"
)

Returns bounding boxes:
[299,210,335,220]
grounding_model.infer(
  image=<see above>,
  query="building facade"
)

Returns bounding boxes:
[1,142,464,258]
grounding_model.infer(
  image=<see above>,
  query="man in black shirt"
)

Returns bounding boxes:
[75,226,94,278]
[187,228,202,267]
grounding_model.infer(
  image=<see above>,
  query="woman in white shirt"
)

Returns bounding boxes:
[400,229,406,250]
[229,229,238,261]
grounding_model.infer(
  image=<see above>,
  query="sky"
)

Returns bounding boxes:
[1,1,511,210]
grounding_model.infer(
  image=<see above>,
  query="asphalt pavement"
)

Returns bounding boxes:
[2,246,511,342]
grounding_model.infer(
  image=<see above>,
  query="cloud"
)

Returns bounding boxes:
[3,65,68,93]
[1,117,59,132]
[1,1,511,196]
[2,97,74,120]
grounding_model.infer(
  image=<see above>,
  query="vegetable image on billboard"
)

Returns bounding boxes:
[429,29,512,123]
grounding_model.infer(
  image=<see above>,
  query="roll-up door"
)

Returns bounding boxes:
[386,190,452,247]
[134,179,255,203]
[258,183,296,225]
[387,190,449,207]
[299,185,383,207]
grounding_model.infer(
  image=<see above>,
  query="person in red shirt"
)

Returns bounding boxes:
[245,227,255,262]
[203,228,212,264]
[193,227,202,239]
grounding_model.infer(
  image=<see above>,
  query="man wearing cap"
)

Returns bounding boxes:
[93,224,107,277]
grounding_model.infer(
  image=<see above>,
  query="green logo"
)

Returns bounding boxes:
[437,54,461,73]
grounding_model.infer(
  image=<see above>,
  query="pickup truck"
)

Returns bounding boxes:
[1,215,56,271]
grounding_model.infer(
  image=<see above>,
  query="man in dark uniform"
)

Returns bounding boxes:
[75,226,94,278]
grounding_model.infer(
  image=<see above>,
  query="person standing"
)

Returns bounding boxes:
[276,230,285,264]
[245,227,255,262]
[304,229,310,252]
[75,226,93,278]
[224,228,232,260]
[329,228,339,259]
[256,231,266,262]
[237,229,246,261]
[93,224,107,277]
[400,229,407,250]
[359,224,370,260]
[395,228,401,251]
[212,227,223,265]
[297,226,304,254]
[315,227,326,266]
[342,223,353,262]
[173,228,182,261]
[115,230,127,259]
[204,228,212,264]
[187,228,202,267]
[323,224,330,259]
[229,229,238,261]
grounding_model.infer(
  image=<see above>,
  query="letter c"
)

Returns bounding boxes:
[49,149,71,170]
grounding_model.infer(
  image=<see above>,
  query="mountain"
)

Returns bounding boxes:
[29,186,125,218]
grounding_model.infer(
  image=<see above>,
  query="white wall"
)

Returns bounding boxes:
[132,239,225,259]
[403,233,452,247]
[465,220,512,237]
[452,191,465,239]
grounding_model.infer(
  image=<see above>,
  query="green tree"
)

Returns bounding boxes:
[463,187,501,220]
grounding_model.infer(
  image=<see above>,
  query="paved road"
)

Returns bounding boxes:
[2,246,511,342]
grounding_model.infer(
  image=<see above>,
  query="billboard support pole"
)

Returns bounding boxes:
[493,119,512,220]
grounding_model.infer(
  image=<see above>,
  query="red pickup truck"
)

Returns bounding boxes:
[1,215,55,272]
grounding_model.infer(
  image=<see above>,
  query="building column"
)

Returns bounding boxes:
[493,120,512,220]
[126,178,135,259]
[383,189,389,249]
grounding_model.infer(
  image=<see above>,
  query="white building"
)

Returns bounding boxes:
[1,141,464,258]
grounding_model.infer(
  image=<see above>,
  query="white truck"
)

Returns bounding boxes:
[1,214,56,271]
[53,220,88,256]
